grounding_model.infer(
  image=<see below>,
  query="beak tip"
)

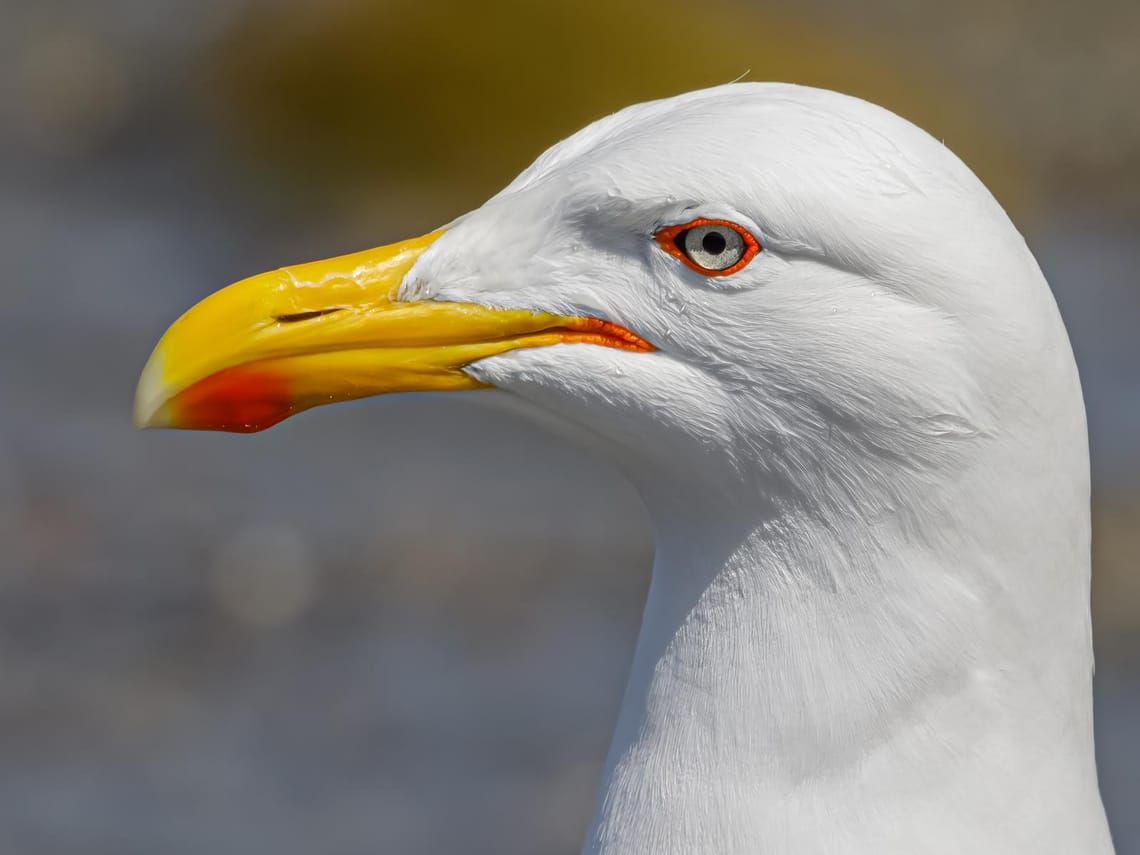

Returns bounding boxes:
[133,405,167,431]
[134,349,170,430]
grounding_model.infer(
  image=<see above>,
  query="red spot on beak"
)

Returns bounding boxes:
[169,365,295,433]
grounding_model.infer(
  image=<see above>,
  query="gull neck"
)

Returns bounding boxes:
[583,457,1113,855]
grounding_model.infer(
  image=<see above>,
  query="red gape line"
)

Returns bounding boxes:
[654,217,761,277]
[560,317,656,352]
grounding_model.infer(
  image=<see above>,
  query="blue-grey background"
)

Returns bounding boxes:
[1,0,1137,852]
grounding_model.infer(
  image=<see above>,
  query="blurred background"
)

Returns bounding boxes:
[0,0,1137,852]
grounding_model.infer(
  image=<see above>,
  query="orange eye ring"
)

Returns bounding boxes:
[655,218,761,277]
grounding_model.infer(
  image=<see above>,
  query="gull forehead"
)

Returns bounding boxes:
[507,85,992,231]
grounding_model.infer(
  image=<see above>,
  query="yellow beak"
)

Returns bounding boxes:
[134,230,652,433]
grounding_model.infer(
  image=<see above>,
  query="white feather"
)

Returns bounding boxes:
[402,83,1113,855]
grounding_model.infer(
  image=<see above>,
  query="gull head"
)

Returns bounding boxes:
[136,83,1077,518]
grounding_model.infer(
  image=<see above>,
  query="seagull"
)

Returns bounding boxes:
[134,83,1114,855]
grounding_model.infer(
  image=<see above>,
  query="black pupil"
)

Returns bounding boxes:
[701,230,727,255]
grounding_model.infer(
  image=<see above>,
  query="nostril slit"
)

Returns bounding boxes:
[274,308,342,323]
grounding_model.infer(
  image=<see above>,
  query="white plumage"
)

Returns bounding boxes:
[402,83,1114,854]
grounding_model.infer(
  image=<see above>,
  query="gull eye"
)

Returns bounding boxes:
[682,224,743,270]
[655,218,761,277]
